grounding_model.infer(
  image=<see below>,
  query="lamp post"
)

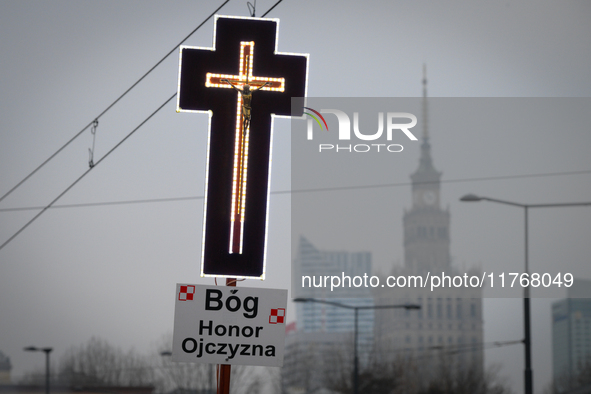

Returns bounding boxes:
[459,193,591,394]
[24,346,53,394]
[293,297,420,394]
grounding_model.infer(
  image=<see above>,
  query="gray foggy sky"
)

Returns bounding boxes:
[1,1,590,393]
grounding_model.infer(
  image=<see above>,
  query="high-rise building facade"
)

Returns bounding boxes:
[284,237,375,392]
[293,236,374,345]
[552,279,591,393]
[0,351,11,384]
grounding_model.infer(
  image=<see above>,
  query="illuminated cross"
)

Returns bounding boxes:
[177,16,308,279]
[205,41,285,255]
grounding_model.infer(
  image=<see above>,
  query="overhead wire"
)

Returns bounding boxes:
[0,0,231,205]
[388,338,522,364]
[1,169,589,213]
[261,0,283,17]
[0,93,177,252]
[288,338,523,374]
[424,339,523,356]
[285,169,591,195]
[340,338,523,364]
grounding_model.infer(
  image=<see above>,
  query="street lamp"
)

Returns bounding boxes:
[293,297,420,394]
[460,193,591,394]
[24,346,53,394]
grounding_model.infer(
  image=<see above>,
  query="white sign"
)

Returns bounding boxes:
[172,284,288,367]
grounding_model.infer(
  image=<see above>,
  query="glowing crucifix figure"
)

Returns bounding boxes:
[221,77,269,132]
[205,41,284,254]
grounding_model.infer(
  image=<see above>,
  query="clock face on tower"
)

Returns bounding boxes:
[423,190,436,205]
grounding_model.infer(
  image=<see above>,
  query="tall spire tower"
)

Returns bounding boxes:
[374,69,483,377]
[422,63,429,141]
[403,65,450,274]
[412,64,440,193]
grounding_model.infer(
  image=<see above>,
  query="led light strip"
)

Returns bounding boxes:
[206,41,286,255]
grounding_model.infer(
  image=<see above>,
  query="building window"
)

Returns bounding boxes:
[447,298,452,319]
[418,227,426,238]
[418,297,423,319]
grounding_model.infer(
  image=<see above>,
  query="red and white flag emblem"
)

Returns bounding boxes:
[269,308,285,324]
[178,285,195,301]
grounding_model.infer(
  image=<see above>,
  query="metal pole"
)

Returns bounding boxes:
[24,347,52,394]
[217,282,234,394]
[354,308,359,394]
[459,195,591,394]
[44,349,50,394]
[209,364,214,394]
[291,298,419,394]
[524,206,532,394]
[217,278,236,394]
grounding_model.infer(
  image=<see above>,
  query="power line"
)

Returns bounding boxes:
[287,169,591,195]
[0,93,177,252]
[261,0,283,16]
[426,339,523,356]
[0,0,231,205]
[361,339,523,363]
[1,169,589,213]
[0,196,204,212]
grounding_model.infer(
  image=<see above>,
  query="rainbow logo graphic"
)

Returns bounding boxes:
[303,107,329,131]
